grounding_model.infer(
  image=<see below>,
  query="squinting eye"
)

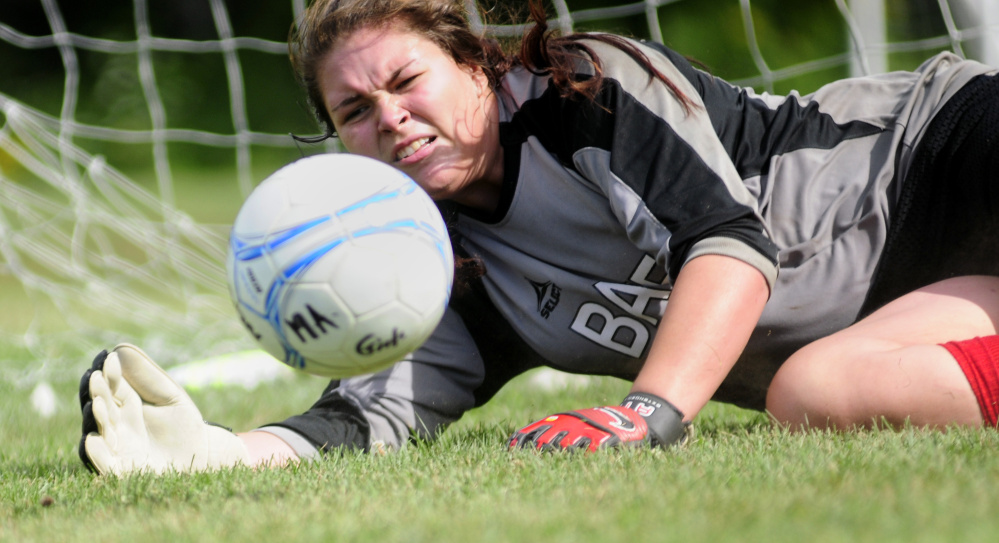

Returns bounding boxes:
[397,75,418,89]
[343,105,368,122]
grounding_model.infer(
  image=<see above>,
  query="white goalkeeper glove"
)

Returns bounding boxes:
[78,344,250,475]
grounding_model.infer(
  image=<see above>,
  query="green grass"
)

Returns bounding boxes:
[4,368,999,543]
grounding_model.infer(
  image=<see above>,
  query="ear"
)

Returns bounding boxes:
[464,64,490,97]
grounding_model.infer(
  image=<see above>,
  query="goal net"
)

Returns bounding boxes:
[1,0,997,386]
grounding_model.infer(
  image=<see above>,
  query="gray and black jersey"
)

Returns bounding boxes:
[263,39,996,456]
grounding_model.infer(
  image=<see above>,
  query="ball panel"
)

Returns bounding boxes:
[228,247,281,316]
[391,236,453,315]
[344,302,424,370]
[265,216,347,282]
[328,241,399,315]
[231,178,289,237]
[279,282,353,359]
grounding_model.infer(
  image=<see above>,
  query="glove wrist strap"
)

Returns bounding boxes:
[621,392,690,447]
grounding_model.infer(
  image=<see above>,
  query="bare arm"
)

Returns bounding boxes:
[630,254,770,421]
[237,431,300,468]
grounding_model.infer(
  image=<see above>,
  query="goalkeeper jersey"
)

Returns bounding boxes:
[265,40,996,454]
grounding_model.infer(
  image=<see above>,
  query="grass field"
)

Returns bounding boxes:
[3,365,999,543]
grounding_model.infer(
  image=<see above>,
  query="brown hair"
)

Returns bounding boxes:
[288,0,693,140]
[289,0,513,141]
[517,1,694,110]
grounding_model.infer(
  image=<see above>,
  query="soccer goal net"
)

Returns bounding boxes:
[1,0,997,386]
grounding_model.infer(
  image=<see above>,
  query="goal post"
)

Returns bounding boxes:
[952,0,999,66]
[845,0,888,76]
[1,0,997,387]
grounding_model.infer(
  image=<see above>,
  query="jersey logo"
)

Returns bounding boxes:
[528,278,562,319]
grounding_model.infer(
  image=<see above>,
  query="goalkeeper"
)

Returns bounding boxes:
[80,0,999,473]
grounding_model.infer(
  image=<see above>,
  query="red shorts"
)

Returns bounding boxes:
[942,336,999,427]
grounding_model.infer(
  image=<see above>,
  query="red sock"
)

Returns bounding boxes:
[941,336,999,427]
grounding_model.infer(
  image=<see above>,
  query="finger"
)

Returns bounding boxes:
[91,349,109,371]
[78,433,99,474]
[519,425,552,448]
[101,352,123,400]
[113,344,185,406]
[78,369,94,410]
[84,433,116,476]
[78,349,108,409]
[93,357,153,449]
[101,353,143,415]
[89,369,114,409]
[90,395,118,451]
[565,437,594,452]
[544,431,570,449]
[81,400,98,436]
[509,424,552,449]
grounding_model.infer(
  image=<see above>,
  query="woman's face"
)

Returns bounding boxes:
[317,24,502,208]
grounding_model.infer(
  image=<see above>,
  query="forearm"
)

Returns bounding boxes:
[237,430,302,468]
[631,254,770,420]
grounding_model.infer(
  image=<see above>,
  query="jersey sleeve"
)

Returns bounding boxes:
[260,308,487,453]
[258,273,549,454]
[507,38,779,288]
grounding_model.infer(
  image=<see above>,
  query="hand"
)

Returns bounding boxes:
[509,392,690,452]
[78,344,250,475]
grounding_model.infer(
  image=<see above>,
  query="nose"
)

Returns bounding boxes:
[376,95,409,133]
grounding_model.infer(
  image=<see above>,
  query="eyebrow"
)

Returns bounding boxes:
[330,61,415,113]
[330,95,360,113]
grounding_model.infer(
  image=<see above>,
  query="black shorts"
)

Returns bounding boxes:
[860,72,999,318]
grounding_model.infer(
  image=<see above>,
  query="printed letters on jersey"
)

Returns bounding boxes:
[570,255,671,357]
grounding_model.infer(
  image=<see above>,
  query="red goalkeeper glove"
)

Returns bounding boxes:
[508,392,690,452]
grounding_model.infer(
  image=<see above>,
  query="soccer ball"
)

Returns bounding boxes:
[226,154,454,378]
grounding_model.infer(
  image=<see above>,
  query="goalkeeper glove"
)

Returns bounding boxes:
[78,344,250,475]
[508,392,690,452]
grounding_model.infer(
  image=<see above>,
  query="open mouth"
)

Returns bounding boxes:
[396,136,436,161]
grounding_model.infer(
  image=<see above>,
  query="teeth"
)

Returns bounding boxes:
[396,137,430,161]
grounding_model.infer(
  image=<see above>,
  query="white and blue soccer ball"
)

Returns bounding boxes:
[226,154,454,378]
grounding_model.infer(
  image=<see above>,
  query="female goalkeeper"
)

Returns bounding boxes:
[79,0,999,474]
